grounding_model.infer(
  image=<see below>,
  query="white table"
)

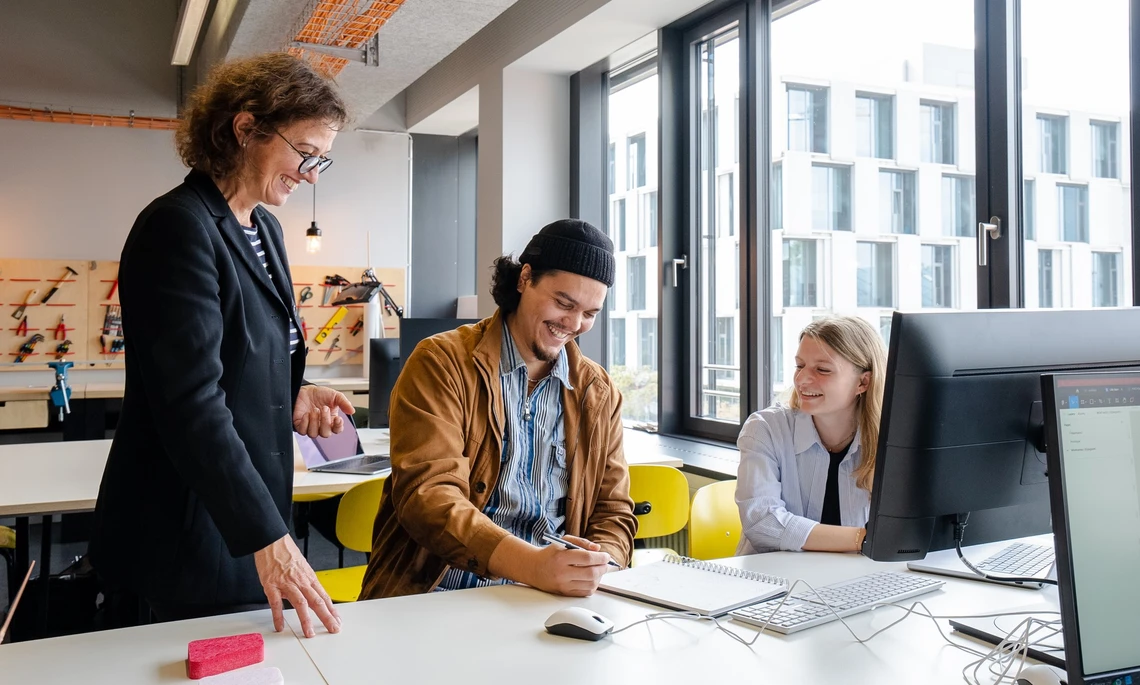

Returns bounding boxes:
[0,549,1061,684]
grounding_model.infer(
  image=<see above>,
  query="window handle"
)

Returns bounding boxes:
[977,217,1002,266]
[671,255,688,288]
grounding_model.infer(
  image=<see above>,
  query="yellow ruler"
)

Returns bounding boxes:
[314,306,348,345]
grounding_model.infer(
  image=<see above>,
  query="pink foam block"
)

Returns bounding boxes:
[199,666,284,685]
[187,633,265,679]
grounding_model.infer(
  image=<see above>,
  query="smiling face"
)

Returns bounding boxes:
[793,335,869,422]
[240,117,337,207]
[511,266,607,364]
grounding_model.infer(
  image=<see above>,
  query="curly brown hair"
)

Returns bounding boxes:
[176,53,349,180]
[490,256,554,314]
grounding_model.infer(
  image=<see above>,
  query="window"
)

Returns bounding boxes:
[1038,249,1055,308]
[642,192,658,248]
[1091,121,1119,179]
[627,133,646,188]
[607,142,616,195]
[879,315,893,347]
[714,317,735,366]
[639,318,657,370]
[783,239,819,307]
[879,170,916,234]
[1093,252,1120,307]
[772,316,784,387]
[627,255,646,310]
[771,163,783,230]
[856,93,893,159]
[1058,184,1088,242]
[787,84,828,153]
[942,175,975,237]
[611,199,626,251]
[1038,115,1068,174]
[716,172,736,237]
[812,164,851,230]
[920,101,955,164]
[1024,180,1036,241]
[609,318,626,366]
[857,242,894,307]
[921,244,954,308]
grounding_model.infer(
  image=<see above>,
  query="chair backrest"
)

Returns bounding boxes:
[628,465,690,540]
[335,476,388,553]
[688,480,742,560]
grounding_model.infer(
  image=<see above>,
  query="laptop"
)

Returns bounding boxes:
[296,409,391,475]
[1041,370,1140,685]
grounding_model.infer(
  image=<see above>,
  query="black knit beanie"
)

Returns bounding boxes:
[519,219,616,287]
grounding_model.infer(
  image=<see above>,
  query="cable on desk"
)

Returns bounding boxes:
[953,514,1058,586]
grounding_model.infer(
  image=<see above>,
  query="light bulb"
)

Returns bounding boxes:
[305,222,322,254]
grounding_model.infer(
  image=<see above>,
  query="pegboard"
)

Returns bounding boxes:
[285,265,404,367]
[0,259,91,370]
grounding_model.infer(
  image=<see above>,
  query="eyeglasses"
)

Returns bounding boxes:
[270,127,333,175]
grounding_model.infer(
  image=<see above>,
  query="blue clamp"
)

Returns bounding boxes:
[47,360,74,422]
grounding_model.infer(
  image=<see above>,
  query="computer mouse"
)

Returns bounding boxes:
[1014,664,1066,685]
[543,606,614,641]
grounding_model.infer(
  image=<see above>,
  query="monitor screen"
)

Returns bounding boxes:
[864,308,1140,562]
[1044,371,1140,685]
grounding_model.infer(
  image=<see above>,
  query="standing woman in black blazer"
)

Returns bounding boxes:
[89,53,353,638]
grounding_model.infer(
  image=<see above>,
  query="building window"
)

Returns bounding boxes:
[714,317,735,367]
[879,315,893,347]
[609,317,626,366]
[941,175,975,237]
[879,170,916,234]
[856,93,893,159]
[920,101,955,164]
[1092,252,1120,307]
[1024,179,1036,241]
[783,239,819,307]
[812,164,852,230]
[787,84,828,153]
[857,242,894,307]
[1038,249,1055,308]
[1091,121,1119,179]
[612,198,626,251]
[642,192,658,248]
[1058,184,1088,242]
[771,163,783,230]
[607,142,616,195]
[639,317,657,370]
[772,316,784,386]
[1038,114,1068,174]
[627,133,646,188]
[627,255,645,310]
[716,172,736,237]
[921,244,954,308]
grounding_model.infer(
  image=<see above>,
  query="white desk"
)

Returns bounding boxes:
[0,550,1059,684]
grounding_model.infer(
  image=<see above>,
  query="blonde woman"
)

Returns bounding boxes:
[736,316,887,554]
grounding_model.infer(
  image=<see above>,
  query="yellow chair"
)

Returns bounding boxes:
[627,465,690,567]
[0,525,14,584]
[314,477,387,603]
[688,480,742,560]
[293,492,339,557]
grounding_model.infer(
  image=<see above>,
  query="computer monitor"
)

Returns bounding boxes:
[1043,371,1140,685]
[367,318,479,428]
[862,308,1140,563]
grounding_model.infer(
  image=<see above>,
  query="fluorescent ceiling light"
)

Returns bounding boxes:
[171,0,210,66]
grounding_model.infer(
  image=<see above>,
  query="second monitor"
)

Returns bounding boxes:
[863,308,1140,564]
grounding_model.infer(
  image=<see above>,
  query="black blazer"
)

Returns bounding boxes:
[89,170,306,607]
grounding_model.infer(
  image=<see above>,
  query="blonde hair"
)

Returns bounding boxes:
[789,316,887,491]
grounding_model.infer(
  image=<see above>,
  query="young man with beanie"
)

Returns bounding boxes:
[359,219,637,599]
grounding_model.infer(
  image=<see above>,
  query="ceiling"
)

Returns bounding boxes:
[205,0,521,128]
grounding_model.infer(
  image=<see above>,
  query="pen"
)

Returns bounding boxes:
[541,533,621,568]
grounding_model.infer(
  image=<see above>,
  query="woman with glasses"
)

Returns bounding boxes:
[89,53,350,637]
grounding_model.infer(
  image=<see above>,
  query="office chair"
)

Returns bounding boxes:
[293,492,339,558]
[627,465,690,566]
[0,525,13,596]
[688,480,742,560]
[314,477,387,603]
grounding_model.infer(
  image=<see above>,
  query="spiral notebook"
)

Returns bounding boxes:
[599,555,788,616]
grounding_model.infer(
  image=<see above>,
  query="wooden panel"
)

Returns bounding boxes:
[289,265,404,367]
[87,261,123,368]
[0,259,89,371]
[0,400,48,429]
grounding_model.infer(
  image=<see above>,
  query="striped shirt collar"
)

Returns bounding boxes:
[500,320,573,390]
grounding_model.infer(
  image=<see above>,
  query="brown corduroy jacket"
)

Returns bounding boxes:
[359,311,637,599]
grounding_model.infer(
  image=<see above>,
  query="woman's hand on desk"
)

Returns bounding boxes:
[254,534,342,638]
[293,385,355,438]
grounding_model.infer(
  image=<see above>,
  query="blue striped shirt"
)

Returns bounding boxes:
[735,405,870,554]
[438,323,571,590]
[242,222,300,354]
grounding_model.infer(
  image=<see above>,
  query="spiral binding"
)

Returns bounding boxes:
[663,554,789,588]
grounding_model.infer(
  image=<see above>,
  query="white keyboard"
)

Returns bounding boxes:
[730,571,944,634]
[975,543,1054,578]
